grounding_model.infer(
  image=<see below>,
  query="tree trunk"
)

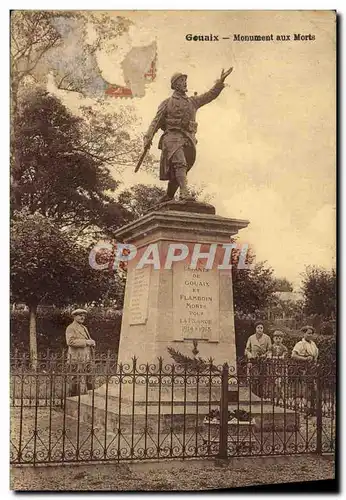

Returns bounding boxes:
[29,304,38,370]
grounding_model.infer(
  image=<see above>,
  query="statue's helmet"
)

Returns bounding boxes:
[170,72,187,89]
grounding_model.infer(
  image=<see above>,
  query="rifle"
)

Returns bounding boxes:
[135,100,167,173]
[134,143,151,173]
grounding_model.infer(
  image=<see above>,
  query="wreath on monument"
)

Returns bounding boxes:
[203,409,252,424]
[167,344,220,373]
[167,343,254,425]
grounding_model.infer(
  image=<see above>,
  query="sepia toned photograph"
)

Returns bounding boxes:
[10,9,336,492]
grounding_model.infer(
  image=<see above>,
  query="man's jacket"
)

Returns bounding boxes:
[65,321,92,363]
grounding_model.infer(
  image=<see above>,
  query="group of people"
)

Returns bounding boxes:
[244,321,319,409]
[64,309,319,409]
[245,321,319,362]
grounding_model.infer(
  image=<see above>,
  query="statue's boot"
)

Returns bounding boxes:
[175,164,196,201]
[158,179,179,204]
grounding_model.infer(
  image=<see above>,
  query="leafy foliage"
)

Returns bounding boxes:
[84,12,133,52]
[10,308,123,354]
[10,211,122,308]
[11,90,131,236]
[117,183,213,221]
[234,318,335,367]
[11,309,336,369]
[117,184,166,220]
[231,246,276,315]
[10,11,61,112]
[268,296,304,321]
[273,277,294,292]
[48,12,134,95]
[10,11,132,100]
[301,266,336,319]
[78,103,155,171]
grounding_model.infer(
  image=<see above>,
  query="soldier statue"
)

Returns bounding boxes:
[141,67,233,202]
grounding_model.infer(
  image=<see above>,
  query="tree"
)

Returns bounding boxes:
[117,183,211,221]
[301,266,336,319]
[10,11,135,102]
[117,184,166,221]
[11,211,123,367]
[10,11,61,114]
[52,13,133,95]
[273,277,293,292]
[78,103,154,172]
[11,90,134,237]
[82,12,132,52]
[231,246,276,316]
[11,11,61,203]
[11,12,155,237]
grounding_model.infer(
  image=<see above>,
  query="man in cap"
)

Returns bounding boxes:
[66,309,96,396]
[144,67,233,202]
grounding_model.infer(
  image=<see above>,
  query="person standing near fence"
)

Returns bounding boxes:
[267,330,288,404]
[245,321,272,398]
[291,325,319,415]
[291,326,318,362]
[65,309,96,396]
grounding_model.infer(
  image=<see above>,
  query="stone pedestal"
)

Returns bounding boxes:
[115,202,249,367]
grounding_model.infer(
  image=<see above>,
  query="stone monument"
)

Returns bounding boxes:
[66,68,296,435]
[66,201,296,434]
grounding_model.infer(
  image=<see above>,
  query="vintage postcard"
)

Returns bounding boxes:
[10,10,336,492]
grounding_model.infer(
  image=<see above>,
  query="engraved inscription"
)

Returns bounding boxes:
[173,264,219,341]
[129,267,150,325]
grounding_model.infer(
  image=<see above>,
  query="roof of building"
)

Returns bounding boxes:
[274,291,303,303]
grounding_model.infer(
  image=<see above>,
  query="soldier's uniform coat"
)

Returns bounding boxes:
[145,80,225,180]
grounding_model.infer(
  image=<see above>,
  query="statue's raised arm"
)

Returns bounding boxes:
[220,67,234,82]
[191,66,233,109]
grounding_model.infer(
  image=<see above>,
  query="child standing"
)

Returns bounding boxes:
[268,331,288,404]
[271,330,288,359]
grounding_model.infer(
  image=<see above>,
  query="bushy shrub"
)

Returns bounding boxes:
[320,320,336,336]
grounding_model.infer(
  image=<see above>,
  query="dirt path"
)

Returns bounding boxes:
[11,454,335,491]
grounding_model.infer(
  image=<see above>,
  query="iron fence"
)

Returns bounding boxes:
[10,353,336,465]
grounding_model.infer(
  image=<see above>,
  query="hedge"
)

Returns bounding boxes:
[11,310,336,366]
[10,308,122,355]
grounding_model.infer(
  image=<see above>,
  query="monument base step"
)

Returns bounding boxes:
[148,199,216,215]
[65,386,299,434]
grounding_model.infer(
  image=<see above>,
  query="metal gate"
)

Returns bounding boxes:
[10,353,336,465]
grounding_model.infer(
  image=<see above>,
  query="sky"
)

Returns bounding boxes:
[48,10,336,288]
